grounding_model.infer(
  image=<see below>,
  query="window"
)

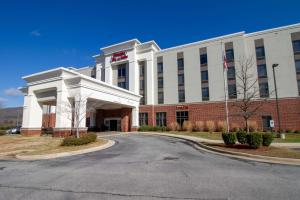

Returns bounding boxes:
[140,64,145,77]
[226,49,234,61]
[293,40,300,53]
[298,80,300,94]
[118,82,126,89]
[259,82,269,97]
[256,47,265,58]
[158,77,164,88]
[227,67,236,80]
[158,91,164,104]
[177,58,184,70]
[140,97,145,105]
[257,64,268,78]
[156,112,167,127]
[262,116,272,131]
[202,87,209,101]
[178,90,185,103]
[201,71,208,82]
[140,80,144,90]
[157,62,163,73]
[200,54,207,65]
[176,111,188,127]
[101,68,105,82]
[118,65,126,77]
[295,60,300,74]
[139,113,148,126]
[178,74,185,86]
[228,84,237,99]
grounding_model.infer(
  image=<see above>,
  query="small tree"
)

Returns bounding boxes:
[59,94,95,138]
[232,56,269,133]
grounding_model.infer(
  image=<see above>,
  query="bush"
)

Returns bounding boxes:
[286,129,293,133]
[62,133,97,146]
[0,130,6,136]
[216,121,227,132]
[182,121,193,132]
[168,122,180,131]
[246,132,262,149]
[236,130,247,144]
[248,121,258,132]
[194,121,205,132]
[230,123,240,132]
[222,132,236,145]
[138,125,167,132]
[206,121,215,133]
[294,130,300,134]
[262,132,274,147]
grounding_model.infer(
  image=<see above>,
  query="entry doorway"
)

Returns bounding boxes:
[104,118,121,131]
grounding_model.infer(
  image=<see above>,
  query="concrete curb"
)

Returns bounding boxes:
[15,139,115,161]
[141,132,300,166]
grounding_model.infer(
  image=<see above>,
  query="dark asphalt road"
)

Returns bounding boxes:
[0,134,300,200]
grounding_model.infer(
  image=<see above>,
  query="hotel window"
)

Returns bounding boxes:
[202,87,209,101]
[157,56,164,104]
[293,40,300,53]
[256,47,265,59]
[117,64,128,89]
[228,84,237,99]
[101,68,105,82]
[139,61,146,105]
[178,90,185,103]
[257,64,268,78]
[200,54,207,66]
[176,111,188,127]
[158,77,164,88]
[201,71,208,82]
[259,82,269,97]
[262,116,272,131]
[298,80,300,94]
[227,67,236,80]
[177,58,184,71]
[295,60,300,74]
[178,74,185,86]
[225,49,234,61]
[139,113,148,126]
[255,39,269,98]
[158,91,164,104]
[156,112,167,127]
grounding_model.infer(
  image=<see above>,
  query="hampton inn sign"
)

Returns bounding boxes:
[19,23,300,137]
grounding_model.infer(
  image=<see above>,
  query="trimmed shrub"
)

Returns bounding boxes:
[138,125,167,132]
[294,130,300,134]
[262,132,274,147]
[230,123,240,132]
[194,121,205,132]
[286,129,293,133]
[236,130,247,144]
[246,132,262,149]
[222,132,236,145]
[182,121,194,132]
[248,121,258,132]
[62,133,97,146]
[206,120,215,133]
[168,122,180,131]
[216,121,227,132]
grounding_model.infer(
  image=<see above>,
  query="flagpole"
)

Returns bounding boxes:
[222,41,230,133]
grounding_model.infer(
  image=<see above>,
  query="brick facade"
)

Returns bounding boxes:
[42,113,56,128]
[21,128,42,136]
[139,98,300,131]
[53,128,88,137]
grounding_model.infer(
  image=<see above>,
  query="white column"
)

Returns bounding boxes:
[55,90,72,129]
[146,58,154,105]
[74,95,87,128]
[21,91,43,129]
[131,106,139,129]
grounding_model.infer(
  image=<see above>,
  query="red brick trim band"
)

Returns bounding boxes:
[53,128,88,137]
[21,128,42,137]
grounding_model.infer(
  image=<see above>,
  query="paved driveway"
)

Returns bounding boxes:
[0,134,300,200]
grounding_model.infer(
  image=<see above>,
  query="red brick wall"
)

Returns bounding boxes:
[42,113,56,128]
[139,98,300,131]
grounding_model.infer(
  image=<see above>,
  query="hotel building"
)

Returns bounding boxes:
[20,23,300,136]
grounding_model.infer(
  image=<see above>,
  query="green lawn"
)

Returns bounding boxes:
[168,131,300,143]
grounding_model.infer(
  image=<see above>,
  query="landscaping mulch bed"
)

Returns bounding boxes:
[205,143,300,159]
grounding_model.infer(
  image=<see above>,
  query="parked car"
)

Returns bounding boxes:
[6,126,21,134]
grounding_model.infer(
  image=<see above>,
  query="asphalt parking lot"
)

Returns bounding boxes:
[0,134,300,200]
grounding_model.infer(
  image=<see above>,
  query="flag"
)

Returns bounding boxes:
[222,49,230,132]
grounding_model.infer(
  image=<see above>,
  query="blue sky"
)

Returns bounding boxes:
[0,0,299,107]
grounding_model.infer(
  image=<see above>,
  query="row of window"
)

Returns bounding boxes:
[139,111,188,127]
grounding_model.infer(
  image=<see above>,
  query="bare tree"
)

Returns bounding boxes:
[59,94,95,138]
[232,56,269,133]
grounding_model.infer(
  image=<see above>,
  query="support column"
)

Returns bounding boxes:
[53,88,72,137]
[21,91,43,136]
[131,106,139,131]
[72,95,88,137]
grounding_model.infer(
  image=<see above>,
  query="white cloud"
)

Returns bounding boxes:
[0,97,7,103]
[4,88,23,96]
[30,30,41,37]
